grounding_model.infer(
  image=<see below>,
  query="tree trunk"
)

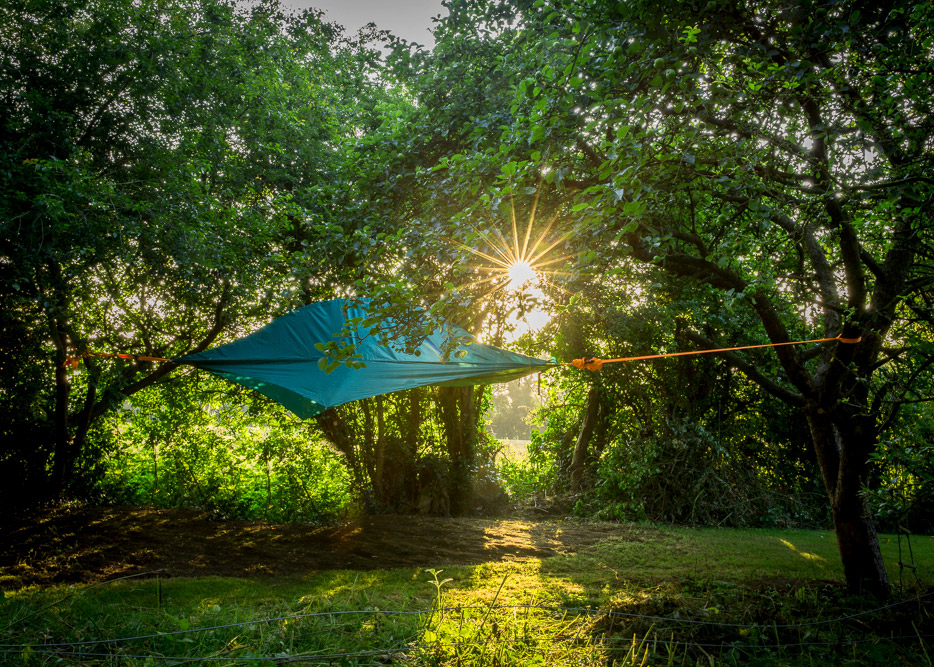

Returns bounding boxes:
[151,433,160,500]
[51,355,72,496]
[438,385,480,515]
[374,395,386,503]
[402,389,423,505]
[569,383,600,492]
[314,409,365,486]
[362,399,377,487]
[264,446,272,520]
[806,408,889,598]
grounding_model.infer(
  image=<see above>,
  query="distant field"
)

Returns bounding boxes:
[497,438,531,458]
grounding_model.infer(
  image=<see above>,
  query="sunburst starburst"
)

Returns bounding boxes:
[453,187,575,301]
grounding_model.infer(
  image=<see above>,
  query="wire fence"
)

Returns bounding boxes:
[3,590,933,650]
[2,591,932,664]
[3,633,934,665]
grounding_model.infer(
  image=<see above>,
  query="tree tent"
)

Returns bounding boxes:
[177,299,553,418]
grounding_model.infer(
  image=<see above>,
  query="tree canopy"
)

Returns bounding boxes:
[0,0,383,500]
[360,0,934,596]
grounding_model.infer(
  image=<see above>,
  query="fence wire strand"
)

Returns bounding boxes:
[3,633,934,664]
[1,591,930,664]
[2,590,931,650]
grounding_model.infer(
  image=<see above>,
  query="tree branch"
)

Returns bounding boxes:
[86,284,232,423]
[626,225,815,396]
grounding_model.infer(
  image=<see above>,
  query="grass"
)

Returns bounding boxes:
[560,526,934,584]
[1,523,931,665]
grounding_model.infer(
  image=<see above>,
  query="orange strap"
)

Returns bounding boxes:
[64,350,172,369]
[570,334,861,371]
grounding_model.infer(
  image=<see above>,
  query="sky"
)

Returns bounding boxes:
[282,0,447,48]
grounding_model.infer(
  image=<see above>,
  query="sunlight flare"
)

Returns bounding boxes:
[453,188,572,300]
[448,185,579,340]
[507,260,537,291]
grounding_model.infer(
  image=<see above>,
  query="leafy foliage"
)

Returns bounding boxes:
[97,375,351,523]
[390,0,934,594]
[0,0,382,503]
[867,402,934,534]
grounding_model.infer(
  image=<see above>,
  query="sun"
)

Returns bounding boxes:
[452,185,574,301]
[448,185,577,339]
[507,260,537,291]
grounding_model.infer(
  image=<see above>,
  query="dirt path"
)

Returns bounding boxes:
[0,505,638,589]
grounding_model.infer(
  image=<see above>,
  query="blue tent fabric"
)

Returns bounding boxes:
[176,299,553,419]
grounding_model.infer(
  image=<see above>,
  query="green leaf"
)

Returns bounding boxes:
[623,201,647,216]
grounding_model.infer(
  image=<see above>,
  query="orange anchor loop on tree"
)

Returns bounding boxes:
[836,335,862,344]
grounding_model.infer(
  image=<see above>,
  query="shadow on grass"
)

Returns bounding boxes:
[0,505,649,590]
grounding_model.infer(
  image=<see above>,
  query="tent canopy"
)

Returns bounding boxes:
[177,299,552,419]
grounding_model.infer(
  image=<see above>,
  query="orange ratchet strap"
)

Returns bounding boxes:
[64,350,172,369]
[570,334,861,371]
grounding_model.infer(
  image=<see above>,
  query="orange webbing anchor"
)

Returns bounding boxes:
[63,349,172,368]
[836,336,862,344]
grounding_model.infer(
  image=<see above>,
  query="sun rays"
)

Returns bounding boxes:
[445,187,579,341]
[452,188,576,303]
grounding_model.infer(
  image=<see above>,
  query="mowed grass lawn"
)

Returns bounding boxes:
[2,522,932,665]
[552,525,934,587]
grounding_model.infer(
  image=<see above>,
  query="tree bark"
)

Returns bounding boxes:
[439,385,481,515]
[402,389,423,504]
[49,316,72,497]
[374,395,386,503]
[806,408,890,597]
[569,383,600,492]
